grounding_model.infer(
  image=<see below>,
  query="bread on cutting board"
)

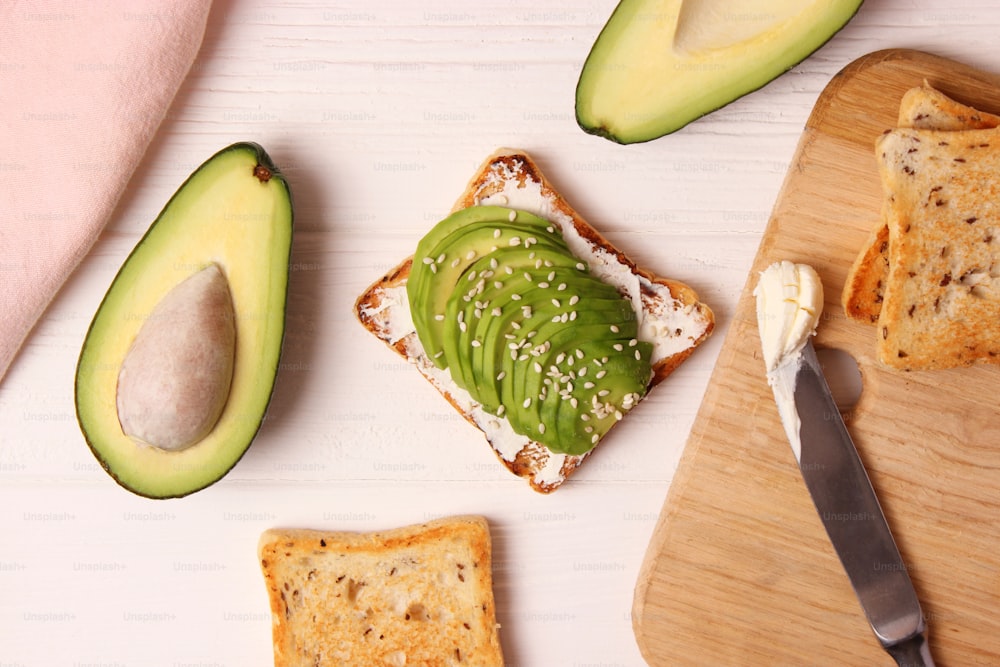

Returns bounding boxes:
[874,124,1000,369]
[843,83,1000,324]
[258,515,503,666]
[354,148,714,492]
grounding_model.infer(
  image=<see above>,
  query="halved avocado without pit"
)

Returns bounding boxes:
[576,0,864,143]
[75,142,293,498]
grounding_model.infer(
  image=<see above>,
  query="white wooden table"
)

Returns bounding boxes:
[3,2,1000,665]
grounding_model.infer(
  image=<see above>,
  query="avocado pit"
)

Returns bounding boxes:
[116,263,236,451]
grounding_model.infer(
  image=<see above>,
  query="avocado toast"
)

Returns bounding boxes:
[355,149,714,492]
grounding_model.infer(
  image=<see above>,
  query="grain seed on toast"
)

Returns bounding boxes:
[355,148,714,492]
[259,515,503,667]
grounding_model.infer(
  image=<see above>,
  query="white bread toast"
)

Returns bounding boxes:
[258,515,503,667]
[843,83,1000,323]
[355,148,714,492]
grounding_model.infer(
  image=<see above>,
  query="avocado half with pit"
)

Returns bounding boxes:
[576,0,864,143]
[75,142,293,498]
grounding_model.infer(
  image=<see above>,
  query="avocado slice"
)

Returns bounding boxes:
[576,0,863,143]
[408,207,567,368]
[75,142,293,499]
[444,247,587,395]
[545,340,653,455]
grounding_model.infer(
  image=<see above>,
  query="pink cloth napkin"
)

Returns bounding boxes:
[0,1,212,384]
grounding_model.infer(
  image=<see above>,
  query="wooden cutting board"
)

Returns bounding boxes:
[632,49,1000,666]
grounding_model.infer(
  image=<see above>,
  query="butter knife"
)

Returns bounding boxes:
[756,261,934,666]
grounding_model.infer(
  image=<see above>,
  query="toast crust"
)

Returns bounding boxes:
[355,148,714,492]
[259,516,503,667]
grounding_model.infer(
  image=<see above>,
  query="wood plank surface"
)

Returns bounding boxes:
[632,49,1000,666]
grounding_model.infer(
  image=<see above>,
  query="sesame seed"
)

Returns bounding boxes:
[598,389,610,397]
[467,271,478,282]
[629,339,638,347]
[569,295,579,305]
[511,321,521,330]
[492,307,502,317]
[570,398,578,408]
[497,405,506,416]
[505,266,514,275]
[466,250,476,260]
[596,370,607,379]
[551,298,561,307]
[434,314,445,321]
[422,257,434,264]
[493,228,502,239]
[526,236,537,245]
[509,237,521,246]
[551,315,561,323]
[523,398,532,409]
[560,313,569,323]
[613,343,623,352]
[436,253,446,264]
[547,271,556,281]
[547,225,556,233]
[538,423,546,434]
[538,282,550,288]
[508,210,517,222]
[615,410,623,421]
[471,340,481,347]
[429,264,437,274]
[523,272,533,281]
[459,321,467,332]
[584,381,595,389]
[576,262,586,271]
[569,311,577,321]
[635,350,642,360]
[580,413,590,421]
[610,325,619,333]
[591,434,599,444]
[578,367,588,377]
[534,362,543,373]
[556,353,566,364]
[557,283,567,291]
[496,371,506,380]
[535,259,543,269]
[494,281,504,289]
[511,293,522,301]
[518,354,528,361]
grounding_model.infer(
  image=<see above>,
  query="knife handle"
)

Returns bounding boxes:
[886,633,935,667]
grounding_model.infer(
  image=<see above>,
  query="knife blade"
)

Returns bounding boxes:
[777,340,934,666]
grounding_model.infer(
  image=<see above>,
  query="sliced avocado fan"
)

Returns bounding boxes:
[408,206,652,456]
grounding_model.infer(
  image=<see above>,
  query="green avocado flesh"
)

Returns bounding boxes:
[575,0,864,143]
[75,142,293,498]
[407,206,652,455]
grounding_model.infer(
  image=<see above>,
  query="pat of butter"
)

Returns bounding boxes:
[754,261,824,372]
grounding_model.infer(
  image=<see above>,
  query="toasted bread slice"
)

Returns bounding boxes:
[355,148,714,492]
[259,515,503,667]
[876,126,1000,369]
[843,83,1000,323]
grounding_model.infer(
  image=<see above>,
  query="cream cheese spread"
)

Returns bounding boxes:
[753,260,823,461]
[754,260,823,372]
